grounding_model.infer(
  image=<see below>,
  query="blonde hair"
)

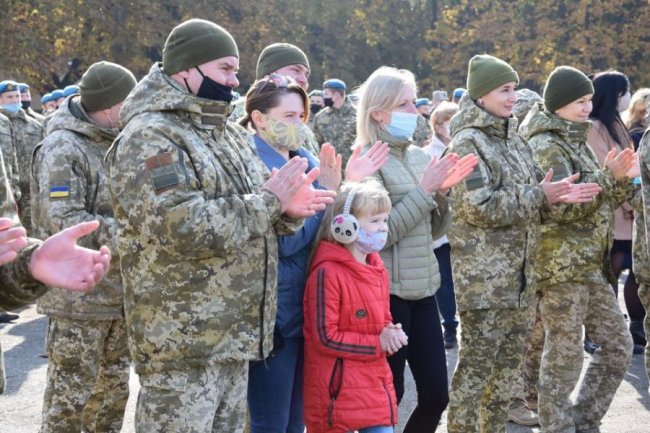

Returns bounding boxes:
[309,179,392,263]
[355,66,417,147]
[623,88,650,130]
[429,101,458,144]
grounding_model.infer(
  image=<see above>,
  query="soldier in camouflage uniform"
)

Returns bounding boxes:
[255,42,321,157]
[312,78,357,162]
[0,112,20,202]
[31,61,136,433]
[445,56,597,433]
[635,127,650,388]
[18,83,45,124]
[105,19,333,433]
[520,66,634,433]
[0,80,44,235]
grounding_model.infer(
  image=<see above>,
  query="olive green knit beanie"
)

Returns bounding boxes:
[163,19,239,75]
[467,54,519,100]
[543,66,594,113]
[79,61,137,111]
[256,43,309,79]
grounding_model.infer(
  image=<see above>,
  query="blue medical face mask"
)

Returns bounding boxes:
[2,102,21,114]
[355,228,388,254]
[386,111,418,140]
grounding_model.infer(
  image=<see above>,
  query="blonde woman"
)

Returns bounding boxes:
[623,88,650,148]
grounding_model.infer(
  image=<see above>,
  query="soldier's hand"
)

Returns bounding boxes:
[558,182,603,203]
[627,152,640,178]
[345,140,390,182]
[29,221,111,292]
[0,217,28,266]
[540,169,574,204]
[604,148,635,180]
[318,143,342,190]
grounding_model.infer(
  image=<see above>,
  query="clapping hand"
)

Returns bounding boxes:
[0,217,28,266]
[317,143,343,190]
[345,140,390,182]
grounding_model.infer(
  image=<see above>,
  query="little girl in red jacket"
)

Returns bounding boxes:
[303,180,408,433]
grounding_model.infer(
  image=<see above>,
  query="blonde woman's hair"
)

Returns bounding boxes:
[309,179,392,264]
[430,101,459,144]
[355,66,417,147]
[623,88,650,130]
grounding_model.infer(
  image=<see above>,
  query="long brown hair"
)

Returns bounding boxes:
[239,74,309,129]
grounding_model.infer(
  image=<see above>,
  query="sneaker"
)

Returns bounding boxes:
[443,330,458,349]
[507,404,539,426]
[0,313,19,323]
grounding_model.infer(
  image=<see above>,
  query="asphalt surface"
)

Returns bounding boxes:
[1,290,648,432]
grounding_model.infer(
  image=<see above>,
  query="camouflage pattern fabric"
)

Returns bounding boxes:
[635,128,650,382]
[0,107,44,234]
[26,107,46,123]
[513,89,542,124]
[0,112,21,200]
[537,283,631,433]
[31,95,124,320]
[312,100,356,162]
[446,94,546,312]
[510,294,544,408]
[106,63,302,379]
[136,362,248,433]
[412,114,432,148]
[40,318,130,433]
[447,308,527,433]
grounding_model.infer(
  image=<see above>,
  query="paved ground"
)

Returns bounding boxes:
[1,293,649,432]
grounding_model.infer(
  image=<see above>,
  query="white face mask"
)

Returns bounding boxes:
[386,112,418,139]
[354,228,387,254]
[261,117,307,151]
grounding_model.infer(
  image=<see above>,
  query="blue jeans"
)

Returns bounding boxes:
[247,337,304,433]
[434,243,458,331]
[355,426,394,433]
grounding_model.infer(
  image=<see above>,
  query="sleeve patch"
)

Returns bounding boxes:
[145,152,180,194]
[465,166,485,191]
[49,171,70,199]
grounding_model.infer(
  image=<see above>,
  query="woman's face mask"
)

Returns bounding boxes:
[386,111,418,140]
[261,117,307,151]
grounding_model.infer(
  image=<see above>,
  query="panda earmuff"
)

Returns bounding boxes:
[330,189,360,244]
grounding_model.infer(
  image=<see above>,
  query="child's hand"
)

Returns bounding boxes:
[380,324,408,354]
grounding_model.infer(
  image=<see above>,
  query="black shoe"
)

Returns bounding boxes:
[583,338,599,355]
[444,330,458,349]
[633,344,645,355]
[0,313,19,323]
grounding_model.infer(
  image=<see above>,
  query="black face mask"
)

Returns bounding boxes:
[186,66,234,103]
[323,97,334,108]
[21,100,31,110]
[310,103,323,115]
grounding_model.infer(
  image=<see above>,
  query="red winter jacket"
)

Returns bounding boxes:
[303,240,397,433]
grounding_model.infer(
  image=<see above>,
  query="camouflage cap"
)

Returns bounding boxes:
[544,66,594,113]
[256,43,309,79]
[79,61,137,111]
[163,19,239,75]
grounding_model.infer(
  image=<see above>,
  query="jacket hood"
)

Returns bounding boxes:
[450,93,518,140]
[310,240,386,282]
[120,62,232,128]
[46,95,118,142]
[519,102,590,143]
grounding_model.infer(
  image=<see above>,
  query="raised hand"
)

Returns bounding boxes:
[420,153,459,194]
[559,182,603,203]
[317,143,343,190]
[540,169,574,204]
[440,153,480,190]
[627,152,640,179]
[29,221,111,292]
[604,148,635,180]
[0,217,28,266]
[345,140,390,182]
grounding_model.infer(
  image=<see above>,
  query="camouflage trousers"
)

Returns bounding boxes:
[40,317,130,433]
[537,282,632,433]
[447,308,527,433]
[637,283,650,390]
[136,361,248,433]
[510,294,544,408]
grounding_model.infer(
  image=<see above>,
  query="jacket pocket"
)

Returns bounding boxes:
[327,358,344,427]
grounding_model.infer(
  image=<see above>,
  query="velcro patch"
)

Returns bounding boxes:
[465,166,485,191]
[49,171,70,199]
[145,153,179,194]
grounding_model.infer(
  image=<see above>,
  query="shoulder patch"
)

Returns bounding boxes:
[145,152,180,195]
[49,171,70,199]
[465,166,485,191]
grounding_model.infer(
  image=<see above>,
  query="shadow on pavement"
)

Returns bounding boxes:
[1,314,48,396]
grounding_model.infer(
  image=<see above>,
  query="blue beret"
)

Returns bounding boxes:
[0,80,20,94]
[453,88,467,99]
[41,93,53,104]
[18,83,29,92]
[415,98,431,108]
[63,85,80,97]
[323,79,346,91]
[51,89,65,100]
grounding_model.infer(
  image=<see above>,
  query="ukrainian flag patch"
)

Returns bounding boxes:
[49,171,71,199]
[49,184,70,198]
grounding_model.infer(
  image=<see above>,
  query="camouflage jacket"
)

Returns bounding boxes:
[312,100,357,162]
[31,96,123,320]
[0,113,20,201]
[412,114,432,148]
[369,129,450,300]
[634,129,650,283]
[520,104,631,287]
[447,95,546,311]
[25,107,45,124]
[106,63,302,374]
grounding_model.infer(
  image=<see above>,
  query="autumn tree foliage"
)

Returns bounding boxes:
[1,0,648,99]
